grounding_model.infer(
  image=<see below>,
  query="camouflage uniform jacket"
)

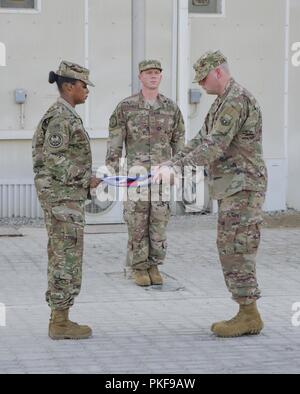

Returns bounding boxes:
[32,97,92,204]
[106,92,185,173]
[173,79,268,199]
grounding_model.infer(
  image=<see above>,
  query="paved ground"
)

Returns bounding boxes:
[0,214,300,374]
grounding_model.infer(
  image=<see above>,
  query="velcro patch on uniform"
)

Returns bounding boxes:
[47,133,63,148]
[109,114,118,129]
[220,114,233,127]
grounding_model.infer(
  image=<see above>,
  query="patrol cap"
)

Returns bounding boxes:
[193,50,227,83]
[56,60,95,87]
[139,59,162,73]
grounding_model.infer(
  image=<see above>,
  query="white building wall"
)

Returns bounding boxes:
[288,0,300,209]
[89,0,131,136]
[0,0,85,131]
[187,0,287,210]
[0,0,132,187]
[145,0,173,98]
[0,0,299,216]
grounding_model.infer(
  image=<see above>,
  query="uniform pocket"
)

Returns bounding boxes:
[62,222,78,249]
[234,223,261,254]
[51,205,83,225]
[51,205,83,248]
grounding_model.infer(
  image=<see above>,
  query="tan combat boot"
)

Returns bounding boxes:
[148,265,163,285]
[133,270,151,286]
[49,309,92,340]
[211,302,264,338]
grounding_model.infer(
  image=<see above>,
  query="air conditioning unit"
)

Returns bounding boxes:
[85,183,124,224]
[0,180,124,223]
[0,180,42,219]
[263,158,286,211]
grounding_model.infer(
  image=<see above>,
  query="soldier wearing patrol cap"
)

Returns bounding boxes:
[32,60,99,340]
[154,50,268,337]
[106,60,185,287]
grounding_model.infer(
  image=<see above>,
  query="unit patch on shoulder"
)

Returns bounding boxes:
[220,114,233,127]
[109,115,118,129]
[47,133,63,148]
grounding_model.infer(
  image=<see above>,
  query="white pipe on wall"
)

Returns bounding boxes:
[171,0,179,103]
[284,0,290,159]
[177,0,189,142]
[284,0,290,207]
[84,0,90,129]
[20,104,25,129]
[131,0,145,95]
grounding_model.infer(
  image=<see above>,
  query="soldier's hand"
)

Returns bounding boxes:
[90,176,102,189]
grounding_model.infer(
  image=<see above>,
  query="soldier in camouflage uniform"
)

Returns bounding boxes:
[106,60,185,286]
[32,61,99,340]
[154,51,268,337]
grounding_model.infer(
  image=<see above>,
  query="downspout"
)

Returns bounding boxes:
[171,0,179,103]
[284,0,290,208]
[177,0,189,143]
[131,0,145,95]
[84,0,90,129]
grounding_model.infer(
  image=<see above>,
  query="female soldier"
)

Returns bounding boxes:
[32,61,99,340]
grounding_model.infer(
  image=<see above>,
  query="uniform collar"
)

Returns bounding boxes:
[214,78,235,107]
[57,97,81,119]
[138,91,166,110]
[220,78,235,98]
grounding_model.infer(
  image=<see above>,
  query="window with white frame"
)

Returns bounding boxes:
[189,0,224,15]
[0,0,35,9]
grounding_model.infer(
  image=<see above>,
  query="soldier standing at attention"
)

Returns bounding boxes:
[106,60,185,287]
[32,61,99,340]
[153,51,268,337]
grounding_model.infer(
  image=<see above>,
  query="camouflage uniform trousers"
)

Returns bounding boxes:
[42,201,85,310]
[124,187,171,271]
[217,190,265,305]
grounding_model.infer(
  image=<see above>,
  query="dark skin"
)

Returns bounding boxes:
[60,80,89,107]
[60,80,100,189]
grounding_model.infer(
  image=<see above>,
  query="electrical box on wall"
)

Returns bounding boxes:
[15,89,27,104]
[189,0,223,14]
[189,88,202,104]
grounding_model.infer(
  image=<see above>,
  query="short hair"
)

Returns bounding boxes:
[218,62,230,74]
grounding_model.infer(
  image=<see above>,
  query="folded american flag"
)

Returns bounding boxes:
[101,173,153,187]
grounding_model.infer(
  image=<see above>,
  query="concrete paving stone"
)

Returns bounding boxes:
[0,215,300,373]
